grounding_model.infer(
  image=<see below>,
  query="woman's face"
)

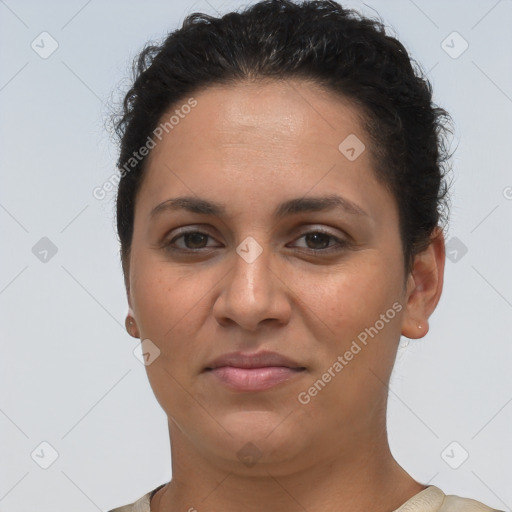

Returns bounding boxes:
[127,79,432,473]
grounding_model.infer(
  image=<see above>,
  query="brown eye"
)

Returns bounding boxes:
[166,231,219,251]
[304,232,331,250]
[180,232,209,249]
[290,230,349,253]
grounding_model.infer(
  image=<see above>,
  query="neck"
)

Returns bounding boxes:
[151,420,426,512]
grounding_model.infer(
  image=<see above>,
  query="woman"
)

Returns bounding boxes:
[109,1,502,511]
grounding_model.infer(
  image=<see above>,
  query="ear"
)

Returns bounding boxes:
[125,272,141,339]
[401,227,446,339]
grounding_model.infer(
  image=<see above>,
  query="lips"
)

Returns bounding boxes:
[204,350,306,391]
[204,350,305,370]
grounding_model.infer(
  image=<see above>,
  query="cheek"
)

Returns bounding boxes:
[299,270,402,423]
[304,258,396,332]
[130,256,203,342]
[131,262,208,396]
[303,256,404,391]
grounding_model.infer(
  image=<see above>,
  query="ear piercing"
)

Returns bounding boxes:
[125,315,136,336]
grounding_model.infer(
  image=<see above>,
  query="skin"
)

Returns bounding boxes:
[125,78,445,512]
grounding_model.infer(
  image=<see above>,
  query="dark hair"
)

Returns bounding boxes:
[112,0,453,287]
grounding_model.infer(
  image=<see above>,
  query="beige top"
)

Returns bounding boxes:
[108,484,503,512]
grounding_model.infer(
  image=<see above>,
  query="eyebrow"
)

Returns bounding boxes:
[149,194,369,220]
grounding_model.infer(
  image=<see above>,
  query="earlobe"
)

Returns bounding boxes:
[125,312,140,338]
[400,228,446,340]
[125,287,140,338]
[125,276,140,338]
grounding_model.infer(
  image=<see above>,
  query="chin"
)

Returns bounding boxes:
[223,411,305,455]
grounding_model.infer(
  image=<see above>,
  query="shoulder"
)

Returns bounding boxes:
[108,484,504,512]
[440,493,504,512]
[108,484,166,512]
[394,486,503,512]
[107,492,150,512]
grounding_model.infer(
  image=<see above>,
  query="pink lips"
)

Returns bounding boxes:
[204,350,306,391]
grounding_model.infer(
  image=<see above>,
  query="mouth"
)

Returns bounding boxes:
[204,366,306,391]
[203,350,306,392]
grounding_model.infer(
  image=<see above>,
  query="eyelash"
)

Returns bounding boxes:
[163,229,350,254]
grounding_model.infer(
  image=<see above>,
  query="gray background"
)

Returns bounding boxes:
[1,0,511,510]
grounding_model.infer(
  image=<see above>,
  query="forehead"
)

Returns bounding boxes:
[136,78,394,223]
[149,78,367,158]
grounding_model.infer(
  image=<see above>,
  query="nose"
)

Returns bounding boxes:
[213,238,291,332]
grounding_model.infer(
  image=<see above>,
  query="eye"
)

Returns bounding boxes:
[165,230,220,251]
[289,230,349,253]
[162,228,349,254]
